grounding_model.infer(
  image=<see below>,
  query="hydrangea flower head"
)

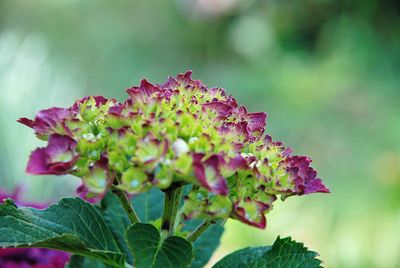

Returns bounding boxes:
[19,71,329,228]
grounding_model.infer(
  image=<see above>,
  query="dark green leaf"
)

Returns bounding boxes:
[0,198,126,268]
[132,187,164,222]
[99,188,164,264]
[212,246,271,268]
[126,223,193,268]
[67,255,109,268]
[213,236,323,268]
[264,236,323,268]
[184,220,224,268]
[100,191,133,264]
[67,255,85,268]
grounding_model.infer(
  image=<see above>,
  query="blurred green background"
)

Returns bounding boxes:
[1,1,399,267]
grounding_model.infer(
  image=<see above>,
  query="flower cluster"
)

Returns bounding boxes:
[19,71,329,228]
[0,189,70,268]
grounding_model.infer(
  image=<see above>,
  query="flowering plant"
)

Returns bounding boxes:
[1,71,328,267]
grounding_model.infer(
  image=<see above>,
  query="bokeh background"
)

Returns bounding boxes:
[1,1,399,267]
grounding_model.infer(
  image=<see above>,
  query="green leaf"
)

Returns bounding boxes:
[67,255,109,268]
[99,188,164,264]
[213,236,322,268]
[264,236,322,268]
[101,191,134,264]
[184,220,224,268]
[132,187,164,222]
[212,246,271,268]
[126,223,193,268]
[0,198,126,268]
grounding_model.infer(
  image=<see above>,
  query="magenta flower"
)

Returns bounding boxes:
[0,248,69,268]
[233,199,270,229]
[26,134,77,175]
[281,155,329,197]
[0,189,70,268]
[192,153,229,196]
[18,108,73,139]
[76,156,112,203]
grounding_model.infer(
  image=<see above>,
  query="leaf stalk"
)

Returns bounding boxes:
[161,183,183,235]
[187,221,213,242]
[111,185,141,224]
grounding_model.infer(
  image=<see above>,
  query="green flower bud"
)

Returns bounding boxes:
[153,164,173,189]
[108,151,129,173]
[173,153,193,176]
[76,132,107,161]
[120,167,149,193]
[79,97,103,122]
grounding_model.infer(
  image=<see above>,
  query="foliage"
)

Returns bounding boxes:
[0,196,324,267]
[0,198,125,267]
[213,236,322,268]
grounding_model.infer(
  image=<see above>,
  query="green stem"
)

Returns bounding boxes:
[111,185,141,224]
[187,221,213,243]
[161,183,182,235]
